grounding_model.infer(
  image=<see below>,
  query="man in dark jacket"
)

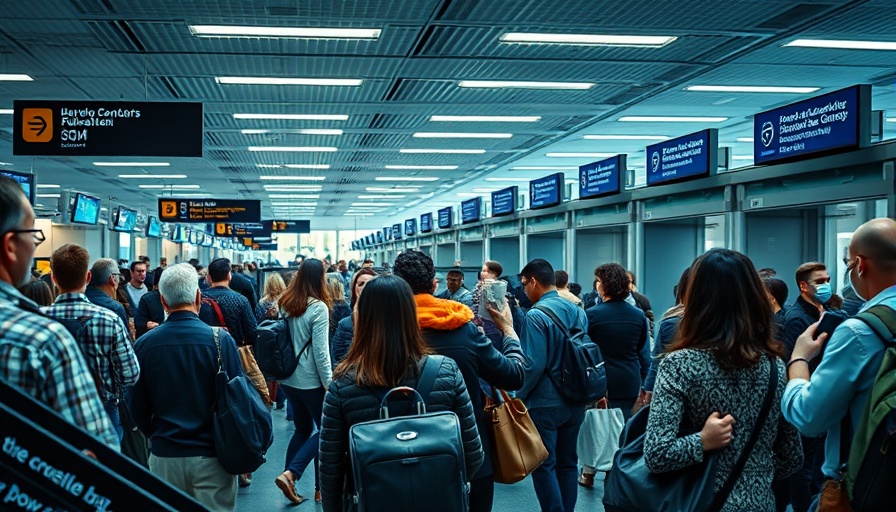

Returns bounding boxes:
[135,289,166,339]
[200,258,257,346]
[230,271,258,311]
[393,250,525,512]
[129,263,243,510]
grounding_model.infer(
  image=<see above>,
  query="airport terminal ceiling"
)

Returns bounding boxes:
[1,0,896,230]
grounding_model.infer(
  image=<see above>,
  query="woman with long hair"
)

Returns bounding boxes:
[318,275,483,511]
[643,249,802,511]
[274,259,333,504]
[326,276,351,337]
[255,272,286,323]
[329,267,377,368]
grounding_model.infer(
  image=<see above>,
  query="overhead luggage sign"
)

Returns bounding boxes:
[646,129,718,186]
[13,101,203,157]
[580,155,625,199]
[753,84,871,165]
[215,222,271,238]
[159,199,260,223]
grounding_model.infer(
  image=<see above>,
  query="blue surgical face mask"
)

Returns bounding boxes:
[814,282,833,304]
[846,267,868,302]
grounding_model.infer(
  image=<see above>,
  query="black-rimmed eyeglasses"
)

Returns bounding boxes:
[6,229,45,246]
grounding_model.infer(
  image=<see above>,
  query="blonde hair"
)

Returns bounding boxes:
[262,272,287,302]
[327,276,347,304]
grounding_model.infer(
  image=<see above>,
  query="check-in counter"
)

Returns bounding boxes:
[525,212,568,273]
[458,226,485,267]
[487,220,522,277]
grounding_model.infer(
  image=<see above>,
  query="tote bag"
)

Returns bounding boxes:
[483,389,549,484]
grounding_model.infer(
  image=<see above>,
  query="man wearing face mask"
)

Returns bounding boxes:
[781,260,843,512]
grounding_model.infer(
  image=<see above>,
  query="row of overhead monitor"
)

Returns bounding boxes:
[353,84,872,250]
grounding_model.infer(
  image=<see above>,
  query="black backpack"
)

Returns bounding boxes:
[532,305,607,405]
[255,315,312,380]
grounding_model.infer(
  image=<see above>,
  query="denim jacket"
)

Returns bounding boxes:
[782,285,896,478]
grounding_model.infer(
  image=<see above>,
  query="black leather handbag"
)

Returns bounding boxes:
[603,356,778,512]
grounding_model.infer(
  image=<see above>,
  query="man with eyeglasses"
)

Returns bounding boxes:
[85,258,130,336]
[0,175,119,448]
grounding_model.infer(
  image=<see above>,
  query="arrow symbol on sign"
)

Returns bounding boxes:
[28,116,47,136]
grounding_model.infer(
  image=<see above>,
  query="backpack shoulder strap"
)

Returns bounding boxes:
[532,304,571,338]
[211,326,223,373]
[416,355,442,400]
[854,305,896,346]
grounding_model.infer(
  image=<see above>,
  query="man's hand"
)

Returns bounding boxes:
[793,321,828,362]
[147,321,159,330]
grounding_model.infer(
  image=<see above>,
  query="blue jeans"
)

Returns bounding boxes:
[280,385,324,490]
[104,400,123,443]
[528,405,586,512]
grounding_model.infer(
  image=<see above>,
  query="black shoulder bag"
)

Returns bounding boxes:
[604,355,779,512]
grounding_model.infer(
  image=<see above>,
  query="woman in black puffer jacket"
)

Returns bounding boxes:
[319,275,483,512]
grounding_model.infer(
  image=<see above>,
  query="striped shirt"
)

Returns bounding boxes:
[0,280,119,448]
[43,293,140,402]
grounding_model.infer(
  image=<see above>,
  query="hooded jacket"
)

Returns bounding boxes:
[413,293,525,480]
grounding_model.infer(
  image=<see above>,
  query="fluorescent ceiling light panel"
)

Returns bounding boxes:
[256,164,331,170]
[737,137,755,143]
[138,184,201,189]
[732,156,754,161]
[500,33,676,47]
[259,176,326,181]
[271,202,318,206]
[36,193,60,198]
[0,74,33,81]
[785,39,896,51]
[618,116,729,122]
[156,193,208,198]
[352,202,394,207]
[511,166,578,170]
[263,185,323,190]
[118,174,187,179]
[0,109,13,115]
[190,25,381,40]
[375,177,439,182]
[366,187,420,192]
[399,149,485,154]
[886,118,896,123]
[234,113,349,121]
[430,115,541,123]
[248,146,337,152]
[458,80,594,90]
[94,162,170,167]
[216,76,362,86]
[36,184,60,188]
[384,165,458,170]
[241,129,270,134]
[686,85,820,93]
[413,132,512,139]
[583,134,669,140]
[344,213,376,216]
[546,152,616,158]
[358,195,406,199]
[268,194,319,199]
[484,178,532,182]
[472,188,501,192]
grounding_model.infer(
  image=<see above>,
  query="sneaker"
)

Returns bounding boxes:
[238,473,252,487]
[578,471,594,488]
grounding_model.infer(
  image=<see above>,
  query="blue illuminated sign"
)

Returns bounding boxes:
[753,85,870,165]
[392,223,402,240]
[383,226,392,241]
[529,173,564,210]
[461,197,482,224]
[646,129,718,186]
[438,207,453,229]
[420,212,433,233]
[580,155,625,199]
[404,218,417,237]
[376,231,383,244]
[491,186,518,217]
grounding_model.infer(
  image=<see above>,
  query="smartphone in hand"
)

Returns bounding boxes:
[815,311,847,340]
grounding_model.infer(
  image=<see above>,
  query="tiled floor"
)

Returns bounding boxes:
[235,406,606,511]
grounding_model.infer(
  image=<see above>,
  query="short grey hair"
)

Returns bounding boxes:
[159,263,200,308]
[90,258,119,286]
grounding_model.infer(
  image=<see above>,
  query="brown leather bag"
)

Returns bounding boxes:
[483,389,548,484]
[207,296,271,405]
[817,479,853,512]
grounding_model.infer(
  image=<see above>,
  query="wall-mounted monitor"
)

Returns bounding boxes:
[491,186,518,217]
[392,223,402,240]
[580,155,625,200]
[70,192,101,225]
[404,218,417,237]
[420,212,433,233]
[383,226,392,241]
[461,197,482,224]
[529,173,564,210]
[646,129,718,187]
[438,207,453,229]
[145,216,162,238]
[0,170,35,205]
[111,206,138,233]
[376,231,384,244]
[169,224,186,243]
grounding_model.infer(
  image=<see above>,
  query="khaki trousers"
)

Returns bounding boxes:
[149,454,237,511]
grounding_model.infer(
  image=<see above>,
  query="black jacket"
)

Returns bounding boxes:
[782,296,841,361]
[586,300,650,399]
[330,316,354,369]
[230,273,258,311]
[319,356,483,512]
[200,286,257,345]
[135,290,165,339]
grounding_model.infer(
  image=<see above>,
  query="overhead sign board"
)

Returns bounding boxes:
[461,197,482,224]
[252,242,278,251]
[580,155,625,199]
[646,129,718,187]
[491,186,518,217]
[376,231,384,244]
[420,212,433,233]
[753,84,871,165]
[438,207,453,229]
[392,223,402,240]
[383,226,393,241]
[270,220,311,233]
[159,199,261,223]
[215,222,271,238]
[404,218,417,237]
[529,173,564,210]
[13,100,203,157]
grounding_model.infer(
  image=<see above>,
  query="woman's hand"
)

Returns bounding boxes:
[700,412,735,451]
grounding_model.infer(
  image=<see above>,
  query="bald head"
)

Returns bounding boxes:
[851,218,896,272]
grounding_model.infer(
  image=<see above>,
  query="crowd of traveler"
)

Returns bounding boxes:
[3,170,896,511]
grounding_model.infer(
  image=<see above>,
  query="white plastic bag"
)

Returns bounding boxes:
[576,407,625,471]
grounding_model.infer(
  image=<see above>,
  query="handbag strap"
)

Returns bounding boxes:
[708,355,778,511]
[211,326,223,373]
